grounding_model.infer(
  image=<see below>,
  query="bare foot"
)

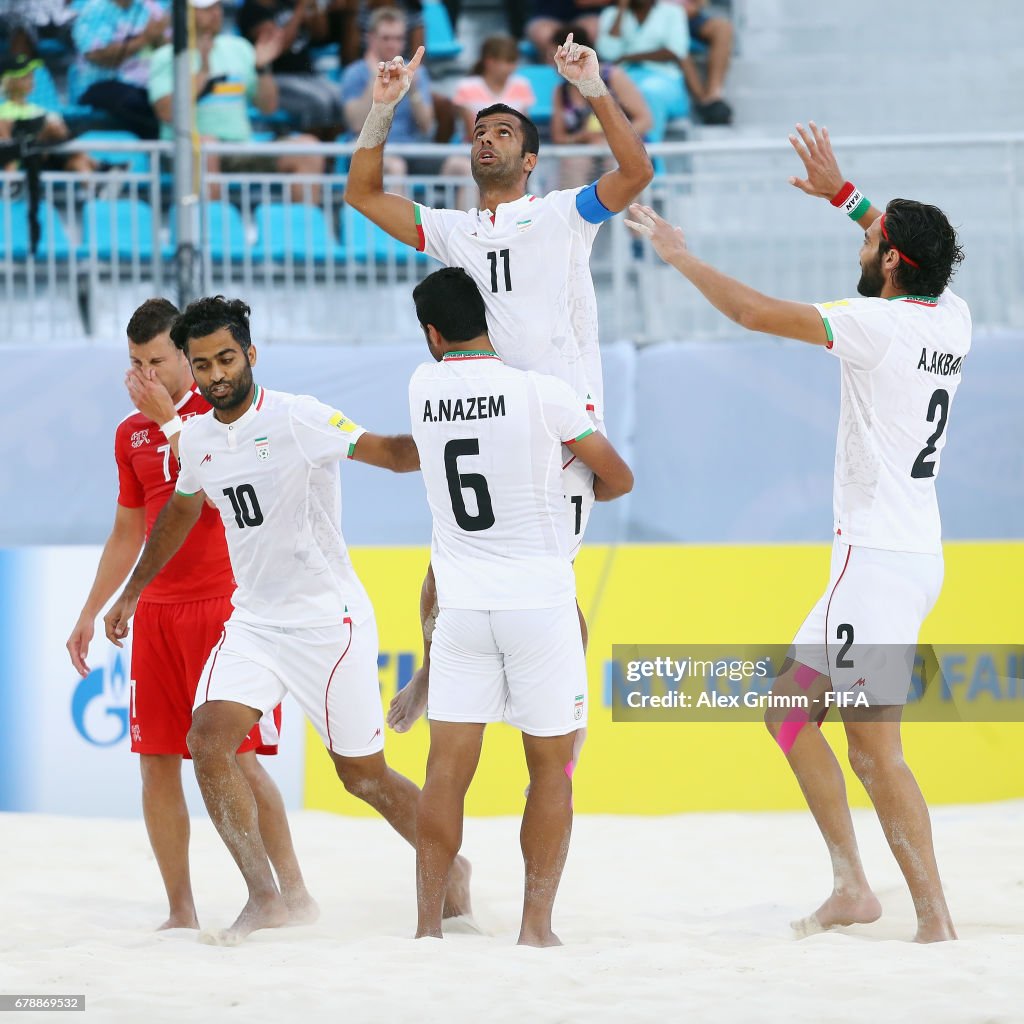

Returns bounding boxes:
[199,892,290,946]
[442,855,472,919]
[517,928,562,948]
[791,888,882,937]
[283,887,320,926]
[387,668,428,733]
[157,912,199,931]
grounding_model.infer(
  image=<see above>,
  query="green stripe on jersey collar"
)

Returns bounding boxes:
[441,350,501,360]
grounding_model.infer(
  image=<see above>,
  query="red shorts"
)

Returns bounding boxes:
[130,596,281,757]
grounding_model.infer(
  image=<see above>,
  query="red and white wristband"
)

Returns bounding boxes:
[830,181,871,221]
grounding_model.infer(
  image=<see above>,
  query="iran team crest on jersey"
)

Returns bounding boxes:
[130,429,150,448]
[255,436,270,461]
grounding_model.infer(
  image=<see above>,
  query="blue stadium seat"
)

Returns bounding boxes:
[76,131,152,174]
[78,199,155,261]
[0,201,71,261]
[253,203,340,263]
[27,64,62,114]
[340,205,424,263]
[167,203,248,263]
[423,0,462,61]
[516,64,560,124]
[624,66,690,121]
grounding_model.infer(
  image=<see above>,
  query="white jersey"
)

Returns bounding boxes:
[813,288,972,554]
[409,351,595,610]
[415,186,606,421]
[176,385,373,628]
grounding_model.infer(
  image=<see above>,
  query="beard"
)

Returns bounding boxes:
[471,152,521,190]
[199,362,253,411]
[856,252,886,297]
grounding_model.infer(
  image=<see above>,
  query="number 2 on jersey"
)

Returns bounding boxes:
[487,249,511,293]
[444,439,495,532]
[910,388,950,479]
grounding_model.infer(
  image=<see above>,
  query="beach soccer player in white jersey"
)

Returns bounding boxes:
[627,122,969,944]
[344,32,653,735]
[408,268,633,946]
[104,296,472,944]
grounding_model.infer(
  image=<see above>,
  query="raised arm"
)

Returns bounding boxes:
[103,491,205,646]
[626,203,828,345]
[343,48,426,248]
[67,504,146,677]
[788,121,881,230]
[570,432,634,501]
[554,33,653,212]
[350,432,420,472]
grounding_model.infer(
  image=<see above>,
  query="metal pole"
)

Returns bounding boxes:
[172,0,200,308]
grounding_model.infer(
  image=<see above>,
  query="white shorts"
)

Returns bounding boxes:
[791,539,943,706]
[429,602,588,737]
[562,450,595,559]
[196,614,385,757]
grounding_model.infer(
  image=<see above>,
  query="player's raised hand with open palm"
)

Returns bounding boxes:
[373,46,425,107]
[625,204,689,265]
[787,121,845,200]
[554,32,601,87]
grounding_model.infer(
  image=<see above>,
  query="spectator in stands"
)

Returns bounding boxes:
[237,0,345,138]
[549,24,651,187]
[0,53,99,173]
[71,0,167,139]
[677,0,732,124]
[341,6,441,177]
[148,0,325,202]
[526,1,608,56]
[451,36,535,141]
[596,0,689,124]
[0,0,77,56]
[337,0,424,67]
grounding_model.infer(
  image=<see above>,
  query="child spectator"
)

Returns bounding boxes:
[0,53,98,173]
[451,36,535,141]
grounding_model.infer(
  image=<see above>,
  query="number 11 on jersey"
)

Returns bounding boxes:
[487,249,511,293]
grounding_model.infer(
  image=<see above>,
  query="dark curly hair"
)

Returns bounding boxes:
[170,295,253,354]
[880,198,964,297]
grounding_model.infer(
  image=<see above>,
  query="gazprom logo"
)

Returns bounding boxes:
[71,652,130,746]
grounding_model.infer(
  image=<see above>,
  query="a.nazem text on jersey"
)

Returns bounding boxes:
[422,395,507,422]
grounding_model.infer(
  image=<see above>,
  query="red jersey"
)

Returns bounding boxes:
[115,388,235,604]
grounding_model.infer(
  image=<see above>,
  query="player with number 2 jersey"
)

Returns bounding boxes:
[626,120,968,943]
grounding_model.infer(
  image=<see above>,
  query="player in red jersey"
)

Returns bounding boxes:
[66,298,316,931]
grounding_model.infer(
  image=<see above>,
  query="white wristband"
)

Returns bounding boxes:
[577,75,609,99]
[160,415,183,439]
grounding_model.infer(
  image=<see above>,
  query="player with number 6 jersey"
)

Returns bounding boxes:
[626,121,968,944]
[408,269,633,946]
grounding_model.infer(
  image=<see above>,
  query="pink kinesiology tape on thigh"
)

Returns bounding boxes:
[776,708,810,754]
[564,760,576,780]
[793,664,820,690]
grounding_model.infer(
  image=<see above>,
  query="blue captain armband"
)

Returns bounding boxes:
[575,181,616,224]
